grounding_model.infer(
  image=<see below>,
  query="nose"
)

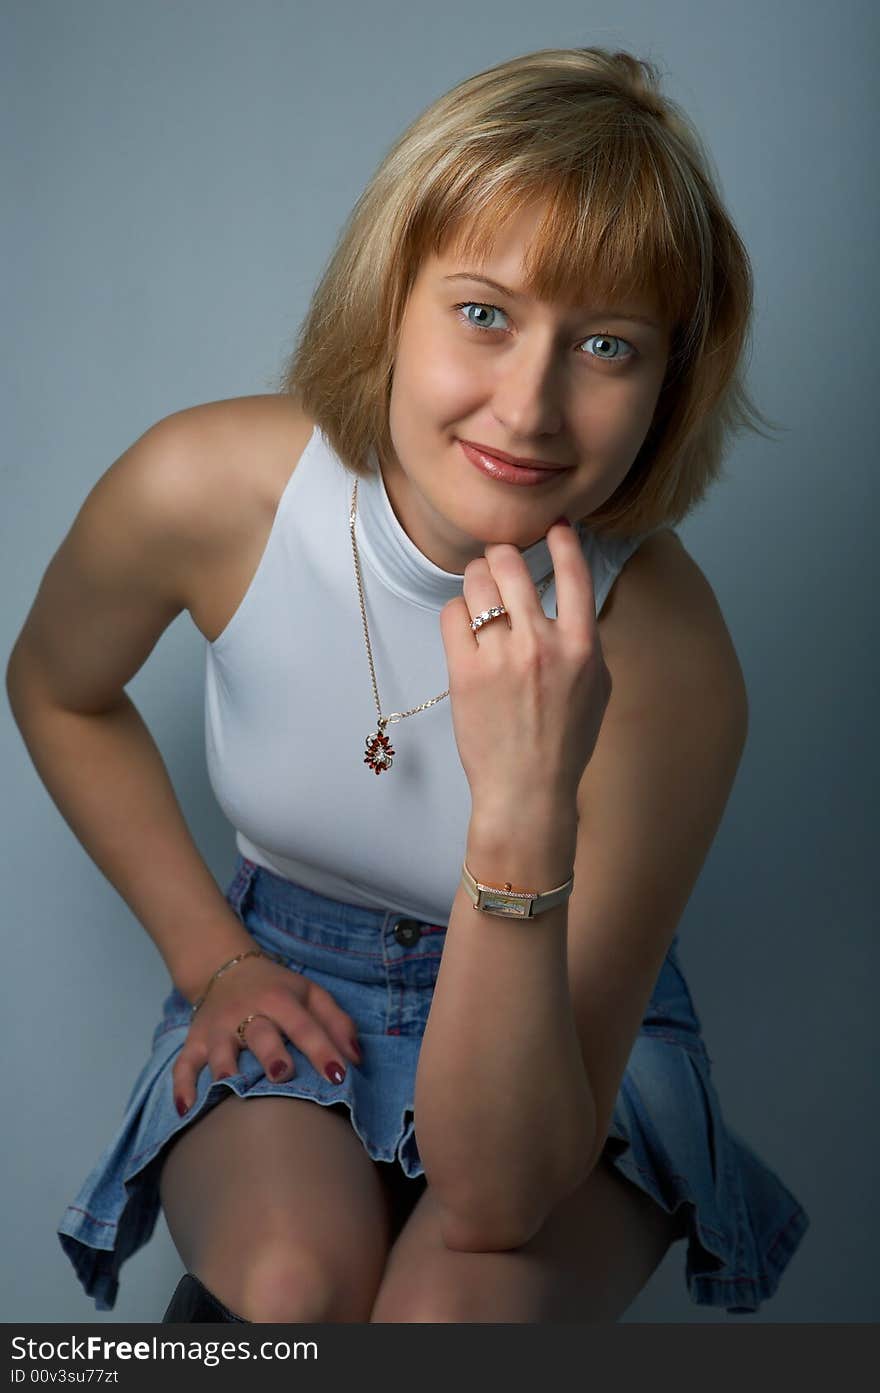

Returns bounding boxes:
[488,336,564,439]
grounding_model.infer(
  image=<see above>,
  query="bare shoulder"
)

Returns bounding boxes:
[577,526,748,821]
[5,393,315,713]
[598,526,748,719]
[166,392,316,642]
[164,391,313,535]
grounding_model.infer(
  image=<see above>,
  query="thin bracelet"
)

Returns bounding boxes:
[190,949,286,1016]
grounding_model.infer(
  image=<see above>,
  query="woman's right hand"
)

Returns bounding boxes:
[171,953,362,1116]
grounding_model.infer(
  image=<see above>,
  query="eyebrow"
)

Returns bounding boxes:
[441,272,662,331]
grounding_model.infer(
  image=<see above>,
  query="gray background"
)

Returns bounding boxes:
[2,0,876,1324]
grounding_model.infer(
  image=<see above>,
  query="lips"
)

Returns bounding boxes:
[458,440,570,487]
[458,439,569,471]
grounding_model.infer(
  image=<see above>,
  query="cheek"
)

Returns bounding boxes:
[592,380,659,444]
[393,342,474,415]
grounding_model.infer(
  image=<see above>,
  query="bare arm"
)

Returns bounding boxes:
[6,410,259,1002]
[414,805,594,1252]
[413,532,748,1251]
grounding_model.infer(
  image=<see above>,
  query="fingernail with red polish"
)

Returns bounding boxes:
[554,515,572,528]
[269,1060,287,1079]
[349,1036,362,1063]
[175,1096,188,1117]
[325,1061,346,1085]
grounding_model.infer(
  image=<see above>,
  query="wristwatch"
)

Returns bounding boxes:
[460,858,575,919]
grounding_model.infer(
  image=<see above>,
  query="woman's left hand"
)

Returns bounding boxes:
[439,517,611,816]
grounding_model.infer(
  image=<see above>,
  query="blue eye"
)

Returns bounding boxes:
[582,331,636,363]
[453,302,636,363]
[456,301,509,332]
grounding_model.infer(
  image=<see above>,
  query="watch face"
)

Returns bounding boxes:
[478,890,532,917]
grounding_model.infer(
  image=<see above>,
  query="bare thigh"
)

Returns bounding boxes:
[370,1154,683,1324]
[157,1092,410,1323]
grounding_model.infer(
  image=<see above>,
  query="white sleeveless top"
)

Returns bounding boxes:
[205,425,656,924]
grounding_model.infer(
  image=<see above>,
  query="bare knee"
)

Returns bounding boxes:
[238,1245,341,1324]
[157,1093,392,1323]
[200,1242,365,1324]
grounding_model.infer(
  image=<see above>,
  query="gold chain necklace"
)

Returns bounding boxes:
[350,475,558,774]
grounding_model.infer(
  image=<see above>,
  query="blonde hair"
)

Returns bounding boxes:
[273,45,782,537]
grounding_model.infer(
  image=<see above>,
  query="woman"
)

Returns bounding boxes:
[11,45,808,1321]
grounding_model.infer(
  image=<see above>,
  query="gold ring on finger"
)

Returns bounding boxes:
[236,1011,276,1048]
[469,605,508,633]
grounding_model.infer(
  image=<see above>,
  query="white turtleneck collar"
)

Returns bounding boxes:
[351,449,567,614]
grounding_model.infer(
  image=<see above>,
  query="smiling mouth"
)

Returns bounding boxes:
[458,438,571,470]
[458,439,572,488]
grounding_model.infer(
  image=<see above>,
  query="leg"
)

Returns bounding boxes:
[368,1153,683,1323]
[373,1162,429,1246]
[157,1092,397,1323]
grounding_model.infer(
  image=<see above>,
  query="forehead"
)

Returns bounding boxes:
[420,199,664,321]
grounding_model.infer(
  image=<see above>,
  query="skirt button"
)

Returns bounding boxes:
[393,918,422,947]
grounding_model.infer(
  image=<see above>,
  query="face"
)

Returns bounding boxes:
[381,199,672,575]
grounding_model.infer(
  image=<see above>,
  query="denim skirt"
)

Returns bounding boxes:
[58,852,810,1315]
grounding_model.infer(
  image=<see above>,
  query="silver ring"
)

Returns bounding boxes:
[469,605,508,633]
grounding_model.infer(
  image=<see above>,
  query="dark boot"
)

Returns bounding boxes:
[161,1272,248,1323]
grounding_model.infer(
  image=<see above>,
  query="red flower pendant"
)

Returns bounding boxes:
[364,728,395,774]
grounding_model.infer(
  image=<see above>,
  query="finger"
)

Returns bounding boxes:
[303,978,363,1067]
[270,986,353,1084]
[234,1011,299,1082]
[229,1014,302,1086]
[545,517,597,638]
[439,593,481,677]
[206,1037,242,1084]
[483,542,548,628]
[462,556,508,646]
[171,1038,207,1116]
